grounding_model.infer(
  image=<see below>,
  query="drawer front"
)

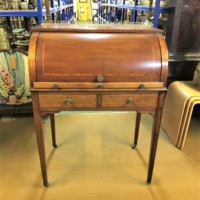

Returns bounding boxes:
[39,93,97,111]
[102,94,158,109]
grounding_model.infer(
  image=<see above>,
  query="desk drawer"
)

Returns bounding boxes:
[39,93,97,111]
[102,94,157,109]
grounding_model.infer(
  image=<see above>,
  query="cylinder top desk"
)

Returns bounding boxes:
[28,24,168,186]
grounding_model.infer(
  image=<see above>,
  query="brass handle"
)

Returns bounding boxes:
[127,98,134,104]
[95,84,104,89]
[64,98,72,105]
[96,74,104,82]
[139,84,146,89]
[53,84,60,89]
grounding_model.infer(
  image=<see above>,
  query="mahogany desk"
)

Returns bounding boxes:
[28,24,168,186]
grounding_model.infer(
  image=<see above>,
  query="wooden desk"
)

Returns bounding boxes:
[28,24,168,187]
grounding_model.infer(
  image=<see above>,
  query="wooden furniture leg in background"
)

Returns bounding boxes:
[32,93,49,187]
[132,112,141,149]
[50,114,57,148]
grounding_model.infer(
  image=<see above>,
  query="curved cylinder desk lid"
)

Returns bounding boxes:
[28,24,168,86]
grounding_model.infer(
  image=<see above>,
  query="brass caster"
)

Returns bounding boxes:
[44,182,49,187]
[131,144,137,149]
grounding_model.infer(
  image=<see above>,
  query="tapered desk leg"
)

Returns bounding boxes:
[32,93,49,187]
[147,92,165,184]
[50,114,57,148]
[132,112,141,149]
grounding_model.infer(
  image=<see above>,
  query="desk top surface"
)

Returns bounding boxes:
[31,24,163,34]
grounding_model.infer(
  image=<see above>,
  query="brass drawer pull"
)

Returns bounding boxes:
[96,74,104,82]
[127,98,135,104]
[95,84,104,89]
[53,84,60,89]
[64,98,73,105]
[139,84,146,89]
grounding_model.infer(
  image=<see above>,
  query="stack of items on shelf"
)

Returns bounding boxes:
[42,0,74,23]
[0,0,37,50]
[161,63,200,149]
[1,0,36,11]
[0,0,75,50]
[96,0,169,27]
[12,29,30,51]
